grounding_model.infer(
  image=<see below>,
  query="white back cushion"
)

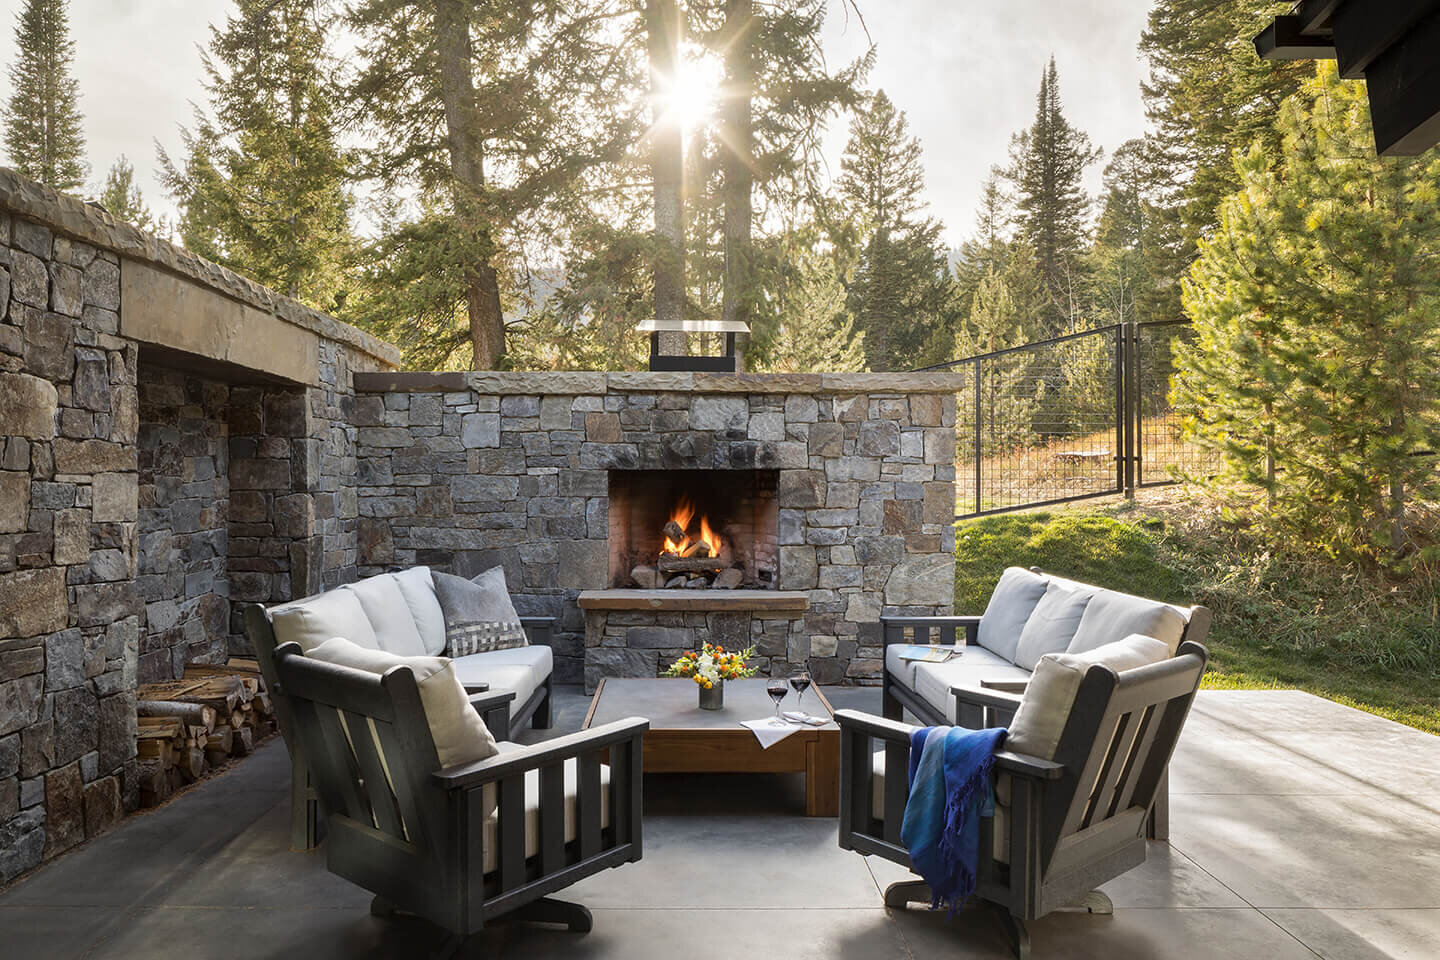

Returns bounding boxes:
[1068,590,1187,656]
[307,637,499,767]
[1006,634,1171,761]
[342,574,426,656]
[391,567,447,656]
[976,567,1049,662]
[1012,582,1096,670]
[271,589,378,653]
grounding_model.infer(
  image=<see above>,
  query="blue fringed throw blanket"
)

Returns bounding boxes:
[899,725,1007,912]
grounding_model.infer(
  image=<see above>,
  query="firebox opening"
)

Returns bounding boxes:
[607,469,779,590]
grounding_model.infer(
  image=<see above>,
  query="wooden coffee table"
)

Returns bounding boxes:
[582,677,841,817]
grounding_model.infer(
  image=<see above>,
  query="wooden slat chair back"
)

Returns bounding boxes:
[271,641,647,955]
[838,641,1208,959]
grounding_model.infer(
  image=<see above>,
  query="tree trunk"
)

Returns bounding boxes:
[719,0,754,369]
[435,0,505,369]
[647,0,686,355]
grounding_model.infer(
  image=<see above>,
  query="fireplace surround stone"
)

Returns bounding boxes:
[352,371,964,690]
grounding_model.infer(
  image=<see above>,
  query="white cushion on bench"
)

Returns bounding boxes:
[1012,581,1096,670]
[342,574,426,656]
[975,567,1049,661]
[390,566,448,656]
[270,588,379,653]
[1068,590,1187,656]
[483,743,611,874]
[453,644,552,710]
[913,648,1033,722]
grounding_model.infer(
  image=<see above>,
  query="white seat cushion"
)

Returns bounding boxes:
[452,653,546,711]
[306,637,499,767]
[883,644,922,690]
[482,742,610,874]
[1006,634,1170,761]
[1012,582,1096,670]
[1068,589,1187,656]
[976,567,1049,662]
[912,648,1033,722]
[341,574,427,656]
[390,566,448,656]
[270,589,379,653]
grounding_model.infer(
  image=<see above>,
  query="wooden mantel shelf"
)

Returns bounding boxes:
[577,589,810,613]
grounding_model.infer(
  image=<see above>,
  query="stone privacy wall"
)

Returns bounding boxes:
[135,367,231,684]
[352,371,963,689]
[0,172,397,884]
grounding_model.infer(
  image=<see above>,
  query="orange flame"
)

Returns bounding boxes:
[661,496,723,557]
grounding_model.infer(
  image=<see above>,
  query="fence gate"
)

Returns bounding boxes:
[931,320,1209,519]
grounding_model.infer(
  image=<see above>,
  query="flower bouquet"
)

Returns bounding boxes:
[664,642,758,710]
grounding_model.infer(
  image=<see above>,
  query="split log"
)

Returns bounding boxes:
[681,540,713,559]
[662,520,687,543]
[657,556,724,575]
[136,701,216,732]
[251,692,273,718]
[137,737,173,767]
[138,758,171,807]
[179,747,206,782]
[231,725,255,757]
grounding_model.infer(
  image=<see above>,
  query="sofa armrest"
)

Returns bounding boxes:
[835,708,916,742]
[467,689,516,743]
[980,678,1029,694]
[952,684,1023,712]
[521,616,555,646]
[993,749,1065,781]
[433,717,649,790]
[881,615,981,649]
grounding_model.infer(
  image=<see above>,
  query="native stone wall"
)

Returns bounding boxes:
[352,371,962,689]
[0,173,398,885]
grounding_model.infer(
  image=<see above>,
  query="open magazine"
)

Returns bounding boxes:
[893,644,960,663]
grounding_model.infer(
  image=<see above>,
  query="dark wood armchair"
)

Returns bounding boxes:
[270,640,647,958]
[837,641,1208,959]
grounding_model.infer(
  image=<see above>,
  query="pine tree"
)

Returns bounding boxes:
[755,239,866,373]
[1174,64,1440,565]
[97,155,160,233]
[837,89,953,371]
[3,0,85,191]
[1140,1,1305,250]
[346,0,646,369]
[1008,57,1100,336]
[159,0,352,309]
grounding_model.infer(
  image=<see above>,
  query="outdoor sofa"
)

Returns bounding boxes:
[880,566,1210,838]
[244,565,557,849]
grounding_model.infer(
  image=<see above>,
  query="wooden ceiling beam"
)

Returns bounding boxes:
[1364,10,1440,156]
[1329,0,1440,79]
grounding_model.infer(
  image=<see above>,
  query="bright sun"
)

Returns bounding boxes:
[655,47,724,138]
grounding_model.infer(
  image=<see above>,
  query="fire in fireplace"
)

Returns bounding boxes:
[607,469,779,589]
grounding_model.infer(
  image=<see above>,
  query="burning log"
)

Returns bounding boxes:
[662,520,688,544]
[657,556,724,575]
[681,540,712,559]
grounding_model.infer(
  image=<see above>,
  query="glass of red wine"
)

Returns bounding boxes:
[765,677,789,726]
[789,670,812,719]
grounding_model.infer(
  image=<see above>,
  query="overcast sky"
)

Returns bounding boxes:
[1,0,1151,248]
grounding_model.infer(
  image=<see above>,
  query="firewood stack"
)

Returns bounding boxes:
[134,659,278,807]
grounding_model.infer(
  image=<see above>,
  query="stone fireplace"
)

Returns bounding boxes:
[607,468,779,589]
[351,370,964,692]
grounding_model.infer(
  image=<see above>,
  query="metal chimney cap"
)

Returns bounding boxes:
[636,317,751,334]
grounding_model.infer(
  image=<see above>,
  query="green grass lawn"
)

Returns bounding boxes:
[954,506,1440,734]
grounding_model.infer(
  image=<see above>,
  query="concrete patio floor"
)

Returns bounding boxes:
[1,687,1438,959]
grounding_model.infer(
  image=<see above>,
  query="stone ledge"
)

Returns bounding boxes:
[578,589,811,613]
[352,370,968,395]
[0,168,400,369]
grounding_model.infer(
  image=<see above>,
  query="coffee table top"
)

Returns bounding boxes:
[584,677,837,731]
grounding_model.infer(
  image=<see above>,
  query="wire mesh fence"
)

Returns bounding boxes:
[932,321,1209,518]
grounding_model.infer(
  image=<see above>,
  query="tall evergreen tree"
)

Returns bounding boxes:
[1174,65,1440,565]
[346,0,645,369]
[837,89,952,370]
[159,0,351,309]
[1140,0,1305,250]
[3,0,85,191]
[97,155,158,233]
[1008,57,1100,335]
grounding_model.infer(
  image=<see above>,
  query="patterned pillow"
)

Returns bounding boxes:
[448,619,528,658]
[431,567,529,657]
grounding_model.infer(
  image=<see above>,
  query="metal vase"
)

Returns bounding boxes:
[698,680,724,710]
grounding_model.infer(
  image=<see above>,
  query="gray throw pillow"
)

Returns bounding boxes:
[975,567,1049,663]
[1012,582,1096,670]
[431,567,528,657]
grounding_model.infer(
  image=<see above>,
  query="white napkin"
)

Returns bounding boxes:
[740,717,804,749]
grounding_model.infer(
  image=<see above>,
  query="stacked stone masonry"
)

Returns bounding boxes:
[352,372,961,692]
[0,174,397,885]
